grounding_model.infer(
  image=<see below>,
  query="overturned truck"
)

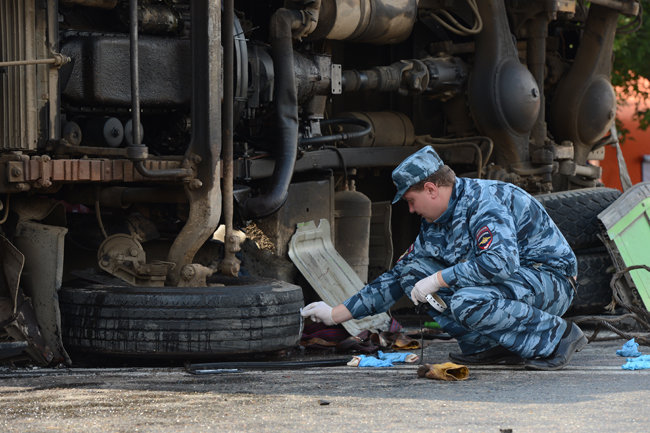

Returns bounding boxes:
[0,0,638,364]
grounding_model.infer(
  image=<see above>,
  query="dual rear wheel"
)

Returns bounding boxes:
[59,276,304,358]
[535,187,621,315]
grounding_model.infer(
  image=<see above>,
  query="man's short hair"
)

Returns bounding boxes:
[408,165,456,191]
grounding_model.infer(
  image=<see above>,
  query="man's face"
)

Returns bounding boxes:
[402,183,444,223]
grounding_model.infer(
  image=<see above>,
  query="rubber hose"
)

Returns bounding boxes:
[243,8,301,219]
[299,118,372,145]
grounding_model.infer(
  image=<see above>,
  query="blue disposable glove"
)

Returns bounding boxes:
[616,338,642,357]
[348,352,419,367]
[378,351,410,363]
[356,355,394,367]
[622,355,650,370]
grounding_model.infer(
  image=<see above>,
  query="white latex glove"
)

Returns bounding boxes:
[301,301,336,326]
[411,272,442,305]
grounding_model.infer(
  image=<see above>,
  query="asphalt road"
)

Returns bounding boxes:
[1,334,649,433]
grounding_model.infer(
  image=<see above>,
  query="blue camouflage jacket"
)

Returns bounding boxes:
[343,177,578,319]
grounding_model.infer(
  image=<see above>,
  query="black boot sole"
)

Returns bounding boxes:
[524,331,588,371]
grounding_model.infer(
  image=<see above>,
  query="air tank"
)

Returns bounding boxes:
[335,181,371,284]
[338,111,415,147]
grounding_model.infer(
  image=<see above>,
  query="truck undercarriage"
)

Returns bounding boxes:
[0,0,640,364]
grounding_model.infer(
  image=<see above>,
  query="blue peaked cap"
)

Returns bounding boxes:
[391,145,444,204]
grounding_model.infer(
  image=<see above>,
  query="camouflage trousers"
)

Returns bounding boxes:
[400,261,574,359]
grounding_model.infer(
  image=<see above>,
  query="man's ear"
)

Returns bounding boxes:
[423,181,438,198]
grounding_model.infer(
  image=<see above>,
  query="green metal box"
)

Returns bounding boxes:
[598,182,650,310]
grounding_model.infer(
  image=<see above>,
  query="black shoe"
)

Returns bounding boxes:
[525,322,587,371]
[449,346,524,365]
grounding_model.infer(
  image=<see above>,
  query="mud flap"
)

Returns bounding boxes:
[289,219,391,336]
[14,220,71,365]
[0,234,54,365]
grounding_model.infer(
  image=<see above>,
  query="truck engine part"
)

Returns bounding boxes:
[97,233,173,287]
[61,0,118,8]
[124,119,144,147]
[342,56,467,96]
[81,117,124,148]
[467,0,540,169]
[549,4,621,188]
[164,0,222,286]
[334,185,372,284]
[134,2,182,34]
[336,112,415,148]
[61,35,192,107]
[127,0,146,162]
[300,117,372,146]
[309,0,418,44]
[221,0,241,278]
[241,7,301,219]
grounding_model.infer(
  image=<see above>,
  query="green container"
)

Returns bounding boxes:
[598,182,650,310]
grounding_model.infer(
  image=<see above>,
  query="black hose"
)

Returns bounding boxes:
[243,8,301,219]
[299,118,372,145]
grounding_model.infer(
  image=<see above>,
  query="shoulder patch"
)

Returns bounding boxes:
[476,226,493,250]
[397,243,415,262]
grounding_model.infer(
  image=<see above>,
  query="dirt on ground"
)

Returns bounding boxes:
[1,335,649,433]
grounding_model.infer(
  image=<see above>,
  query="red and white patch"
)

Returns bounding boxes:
[397,243,415,262]
[476,226,493,250]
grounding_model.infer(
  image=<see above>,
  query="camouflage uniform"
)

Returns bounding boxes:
[343,147,577,359]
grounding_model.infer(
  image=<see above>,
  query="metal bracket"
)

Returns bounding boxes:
[97,234,174,287]
[331,64,342,94]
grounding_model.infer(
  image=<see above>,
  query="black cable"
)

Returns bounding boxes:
[323,145,348,187]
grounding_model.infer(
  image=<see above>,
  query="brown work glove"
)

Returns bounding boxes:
[417,362,469,381]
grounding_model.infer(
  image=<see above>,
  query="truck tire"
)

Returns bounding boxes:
[565,253,614,316]
[535,187,621,250]
[59,276,304,358]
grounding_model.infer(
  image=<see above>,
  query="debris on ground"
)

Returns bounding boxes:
[616,338,642,357]
[300,323,423,354]
[622,355,650,370]
[417,362,470,381]
[346,351,419,367]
